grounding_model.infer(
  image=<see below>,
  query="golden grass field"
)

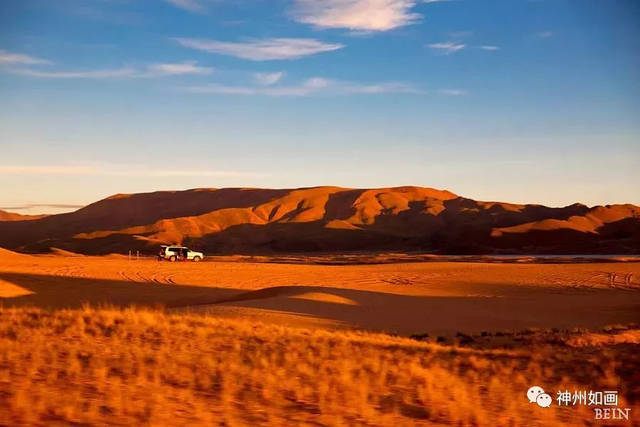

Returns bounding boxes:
[1,250,639,425]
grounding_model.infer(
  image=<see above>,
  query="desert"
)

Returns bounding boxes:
[1,244,639,425]
[1,249,640,335]
[2,1,639,425]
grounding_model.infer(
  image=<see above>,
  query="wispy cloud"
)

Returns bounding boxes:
[0,203,85,211]
[479,45,500,51]
[0,165,261,178]
[290,0,424,32]
[174,37,344,61]
[0,49,51,65]
[186,77,425,96]
[254,71,285,86]
[15,67,137,79]
[427,41,465,54]
[0,166,97,175]
[124,169,261,178]
[164,0,205,13]
[11,61,212,79]
[145,61,213,76]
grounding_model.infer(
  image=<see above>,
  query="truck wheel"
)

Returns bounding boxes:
[169,255,177,262]
[193,256,201,262]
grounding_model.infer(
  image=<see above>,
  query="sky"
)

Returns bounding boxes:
[0,0,639,214]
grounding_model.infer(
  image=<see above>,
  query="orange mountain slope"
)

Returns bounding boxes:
[0,210,47,222]
[0,187,638,254]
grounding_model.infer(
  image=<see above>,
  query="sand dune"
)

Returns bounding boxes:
[0,186,638,254]
[0,248,31,259]
[48,248,85,257]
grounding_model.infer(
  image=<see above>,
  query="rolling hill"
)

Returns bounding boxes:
[0,210,47,222]
[0,186,638,255]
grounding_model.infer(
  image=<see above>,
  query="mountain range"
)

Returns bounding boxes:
[0,186,638,255]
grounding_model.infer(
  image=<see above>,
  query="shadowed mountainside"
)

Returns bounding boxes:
[0,186,638,254]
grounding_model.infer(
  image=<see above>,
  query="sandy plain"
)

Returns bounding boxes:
[2,250,639,337]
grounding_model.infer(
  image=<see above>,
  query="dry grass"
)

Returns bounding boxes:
[1,307,638,426]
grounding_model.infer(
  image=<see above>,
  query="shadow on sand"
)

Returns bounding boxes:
[0,272,240,309]
[2,272,640,336]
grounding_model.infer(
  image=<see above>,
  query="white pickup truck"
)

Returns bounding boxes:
[157,245,204,262]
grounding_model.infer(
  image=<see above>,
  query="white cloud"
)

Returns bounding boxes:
[15,67,137,79]
[0,166,96,175]
[254,71,285,85]
[164,0,205,13]
[174,37,344,61]
[427,41,465,54]
[536,31,553,38]
[146,61,213,76]
[186,77,424,96]
[0,49,51,65]
[0,203,85,210]
[291,0,422,32]
[12,62,213,79]
[479,45,499,51]
[0,165,260,178]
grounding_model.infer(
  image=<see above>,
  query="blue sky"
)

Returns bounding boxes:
[1,0,639,214]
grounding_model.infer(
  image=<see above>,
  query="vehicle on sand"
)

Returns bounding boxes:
[158,245,203,262]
